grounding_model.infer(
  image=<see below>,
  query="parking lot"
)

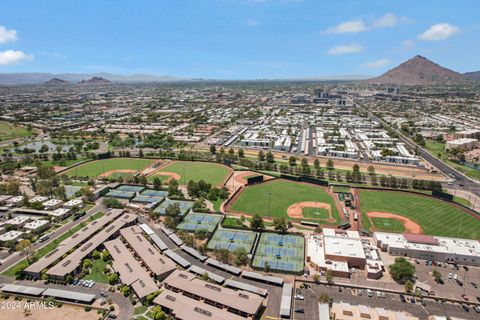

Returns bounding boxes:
[292,282,480,319]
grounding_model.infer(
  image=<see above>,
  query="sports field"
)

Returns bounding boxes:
[207,228,257,253]
[302,207,330,219]
[371,217,405,233]
[62,158,153,178]
[359,190,480,239]
[0,121,33,142]
[230,179,340,224]
[252,233,304,274]
[158,161,231,186]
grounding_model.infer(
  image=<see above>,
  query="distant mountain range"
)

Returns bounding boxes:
[0,59,479,85]
[0,72,187,85]
[364,55,474,86]
[463,71,480,81]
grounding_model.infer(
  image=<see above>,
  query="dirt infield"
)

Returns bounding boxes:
[287,201,336,223]
[151,171,181,181]
[367,211,423,234]
[99,169,136,178]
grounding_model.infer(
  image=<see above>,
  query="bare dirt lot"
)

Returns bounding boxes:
[0,299,100,320]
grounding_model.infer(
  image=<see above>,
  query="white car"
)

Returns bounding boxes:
[376,291,382,298]
[367,289,372,297]
[294,295,304,300]
[448,273,453,279]
[454,274,458,280]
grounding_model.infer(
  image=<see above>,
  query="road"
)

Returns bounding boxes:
[0,203,105,273]
[356,102,480,196]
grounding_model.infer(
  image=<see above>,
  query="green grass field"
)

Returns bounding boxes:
[359,190,480,239]
[0,121,33,142]
[82,258,109,283]
[301,207,330,219]
[159,161,231,186]
[371,217,405,233]
[230,179,340,224]
[62,158,153,178]
[222,217,247,228]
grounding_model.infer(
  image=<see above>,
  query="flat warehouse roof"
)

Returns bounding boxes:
[120,225,176,276]
[150,234,168,251]
[139,223,155,235]
[25,208,124,274]
[43,288,95,303]
[1,284,45,296]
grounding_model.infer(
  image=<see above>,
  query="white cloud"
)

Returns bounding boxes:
[362,58,391,69]
[327,44,363,55]
[373,13,407,28]
[418,23,459,41]
[247,19,260,27]
[0,50,33,66]
[0,26,18,44]
[325,20,368,34]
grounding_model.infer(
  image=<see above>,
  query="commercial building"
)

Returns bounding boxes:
[307,229,383,278]
[374,232,480,266]
[163,270,264,318]
[445,138,477,151]
[42,199,63,210]
[23,219,50,233]
[63,198,84,209]
[0,230,24,245]
[104,238,158,299]
[46,213,136,280]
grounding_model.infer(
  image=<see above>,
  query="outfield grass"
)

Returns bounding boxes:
[301,207,330,219]
[359,190,480,239]
[230,179,340,224]
[0,121,33,142]
[62,158,153,178]
[159,161,231,186]
[371,217,405,233]
[2,211,104,277]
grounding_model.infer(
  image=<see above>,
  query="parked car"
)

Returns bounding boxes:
[381,292,386,298]
[454,274,458,280]
[400,295,406,303]
[376,291,382,298]
[462,305,470,312]
[462,294,469,301]
[358,289,364,296]
[294,295,304,300]
[107,314,117,319]
[448,273,453,279]
[474,306,480,313]
[367,289,372,297]
[471,282,478,289]
[294,308,304,313]
[100,292,108,297]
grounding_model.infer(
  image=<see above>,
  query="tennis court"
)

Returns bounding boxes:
[141,189,169,197]
[131,194,165,203]
[105,190,135,200]
[153,199,194,216]
[116,185,145,193]
[207,228,257,253]
[252,233,304,274]
[177,212,223,233]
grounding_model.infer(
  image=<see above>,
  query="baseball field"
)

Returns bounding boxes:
[62,158,153,178]
[229,179,341,225]
[157,161,231,186]
[359,190,480,239]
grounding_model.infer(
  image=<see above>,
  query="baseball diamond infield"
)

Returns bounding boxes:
[366,211,422,234]
[287,201,336,223]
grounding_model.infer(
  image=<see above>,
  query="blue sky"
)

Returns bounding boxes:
[0,0,479,79]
